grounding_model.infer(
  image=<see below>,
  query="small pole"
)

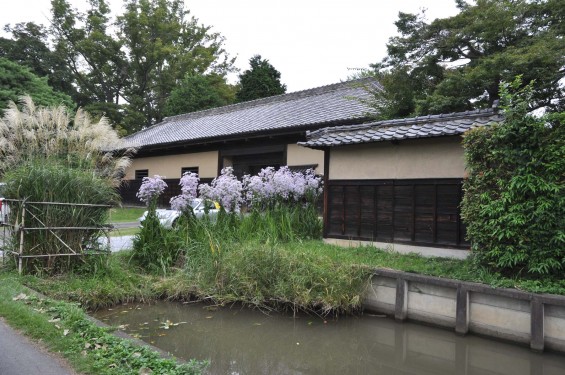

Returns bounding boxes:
[17,201,26,275]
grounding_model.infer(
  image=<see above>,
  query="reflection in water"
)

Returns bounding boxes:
[94,301,565,375]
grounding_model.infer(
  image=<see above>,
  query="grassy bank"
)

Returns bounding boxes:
[15,241,565,315]
[0,272,207,375]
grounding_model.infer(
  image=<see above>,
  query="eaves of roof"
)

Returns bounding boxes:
[299,108,503,149]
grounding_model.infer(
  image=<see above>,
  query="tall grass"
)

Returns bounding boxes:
[175,238,370,314]
[140,206,367,314]
[0,96,135,186]
[0,96,135,275]
[2,160,119,274]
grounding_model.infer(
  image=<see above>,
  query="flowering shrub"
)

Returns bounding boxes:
[243,166,322,209]
[136,175,167,204]
[170,172,199,211]
[198,167,242,211]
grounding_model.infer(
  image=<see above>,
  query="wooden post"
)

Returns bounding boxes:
[17,202,26,275]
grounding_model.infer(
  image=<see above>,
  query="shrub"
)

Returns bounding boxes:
[461,78,565,276]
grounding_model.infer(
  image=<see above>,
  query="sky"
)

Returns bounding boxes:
[0,0,460,92]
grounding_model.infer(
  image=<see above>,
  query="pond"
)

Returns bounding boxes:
[94,301,565,375]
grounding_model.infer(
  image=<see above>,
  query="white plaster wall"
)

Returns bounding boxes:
[329,137,466,180]
[125,151,219,179]
[287,144,324,175]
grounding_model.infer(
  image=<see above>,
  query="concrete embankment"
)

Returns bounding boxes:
[363,269,565,354]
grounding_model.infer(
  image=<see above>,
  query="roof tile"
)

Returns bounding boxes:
[299,109,503,148]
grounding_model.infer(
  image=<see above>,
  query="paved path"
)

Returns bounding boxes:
[101,235,134,252]
[0,318,76,375]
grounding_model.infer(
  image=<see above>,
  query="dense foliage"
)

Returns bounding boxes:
[366,0,565,119]
[0,22,77,102]
[462,78,565,276]
[2,161,119,274]
[45,0,235,133]
[236,55,286,102]
[164,73,236,116]
[0,57,73,111]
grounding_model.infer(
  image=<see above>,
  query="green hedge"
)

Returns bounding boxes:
[462,78,565,276]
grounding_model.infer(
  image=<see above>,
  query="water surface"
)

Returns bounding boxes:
[94,301,565,375]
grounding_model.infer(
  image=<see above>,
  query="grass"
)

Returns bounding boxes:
[0,272,207,374]
[20,252,158,310]
[15,240,565,317]
[108,206,146,223]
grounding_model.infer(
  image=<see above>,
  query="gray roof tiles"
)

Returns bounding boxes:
[124,78,380,149]
[299,108,503,148]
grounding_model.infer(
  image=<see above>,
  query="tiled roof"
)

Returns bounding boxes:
[124,78,380,148]
[299,108,503,148]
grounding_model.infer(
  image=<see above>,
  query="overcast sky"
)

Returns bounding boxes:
[1,0,460,92]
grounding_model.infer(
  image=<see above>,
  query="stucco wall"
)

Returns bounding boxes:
[125,151,219,180]
[287,144,325,174]
[329,136,466,179]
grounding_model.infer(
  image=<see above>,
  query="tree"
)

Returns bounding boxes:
[50,0,128,127]
[117,0,234,130]
[0,22,76,100]
[0,57,74,111]
[49,0,235,133]
[236,55,286,102]
[461,78,565,276]
[164,73,236,116]
[368,0,565,119]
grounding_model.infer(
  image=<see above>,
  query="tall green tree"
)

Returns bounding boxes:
[368,0,565,119]
[0,22,77,101]
[49,0,234,133]
[164,73,236,116]
[50,0,127,127]
[117,0,234,130]
[236,55,286,102]
[0,57,74,111]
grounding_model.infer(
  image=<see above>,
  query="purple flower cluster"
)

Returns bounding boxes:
[242,166,322,207]
[179,172,199,197]
[170,172,200,211]
[136,175,167,204]
[198,167,243,211]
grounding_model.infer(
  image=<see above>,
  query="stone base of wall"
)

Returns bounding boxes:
[362,269,565,353]
[324,238,470,259]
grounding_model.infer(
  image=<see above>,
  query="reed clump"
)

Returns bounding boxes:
[0,97,135,274]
